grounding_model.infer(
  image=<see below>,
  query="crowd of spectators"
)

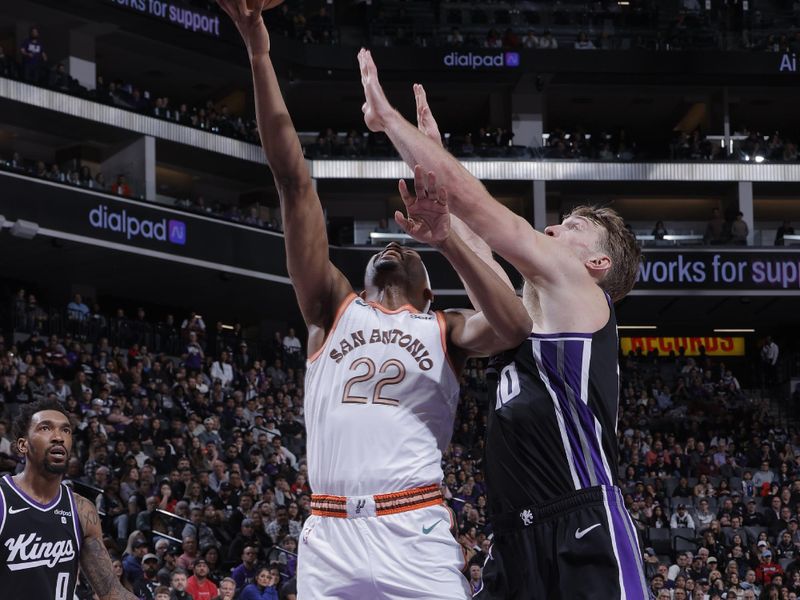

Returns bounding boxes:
[10,24,800,182]
[303,126,524,160]
[540,126,640,160]
[304,124,642,160]
[365,0,800,51]
[616,346,800,600]
[3,26,261,145]
[305,124,800,164]
[672,129,800,163]
[3,279,797,599]
[3,288,312,598]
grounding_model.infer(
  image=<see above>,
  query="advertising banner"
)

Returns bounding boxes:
[0,172,465,288]
[106,0,221,37]
[620,336,745,357]
[6,173,800,295]
[636,250,800,294]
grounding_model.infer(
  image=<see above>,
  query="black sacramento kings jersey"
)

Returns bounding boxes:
[485,300,621,514]
[0,474,82,600]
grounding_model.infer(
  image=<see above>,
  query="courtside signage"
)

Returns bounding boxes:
[107,0,221,37]
[620,336,745,357]
[443,52,520,69]
[637,250,800,293]
[89,205,186,245]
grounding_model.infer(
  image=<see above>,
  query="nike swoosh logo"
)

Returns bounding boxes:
[8,507,30,515]
[423,519,443,535]
[575,523,602,539]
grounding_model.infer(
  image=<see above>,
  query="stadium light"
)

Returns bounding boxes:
[754,155,765,163]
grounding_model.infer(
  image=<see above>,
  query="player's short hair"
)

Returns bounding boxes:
[566,205,641,302]
[12,399,71,441]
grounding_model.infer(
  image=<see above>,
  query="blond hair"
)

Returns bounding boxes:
[565,205,641,302]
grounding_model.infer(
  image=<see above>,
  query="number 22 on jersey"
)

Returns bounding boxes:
[341,357,406,406]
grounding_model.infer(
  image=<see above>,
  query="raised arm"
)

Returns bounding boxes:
[396,166,531,358]
[359,49,572,286]
[219,0,351,336]
[413,83,515,306]
[76,494,138,600]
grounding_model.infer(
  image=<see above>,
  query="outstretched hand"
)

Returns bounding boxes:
[395,165,451,247]
[414,83,443,147]
[217,0,270,57]
[358,48,394,133]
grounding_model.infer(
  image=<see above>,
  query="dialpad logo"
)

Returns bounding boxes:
[168,220,187,245]
[443,51,520,69]
[89,205,186,245]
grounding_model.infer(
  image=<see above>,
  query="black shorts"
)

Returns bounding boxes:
[474,485,651,600]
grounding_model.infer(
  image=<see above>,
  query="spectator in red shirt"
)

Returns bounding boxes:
[755,549,784,585]
[186,558,218,600]
[645,440,672,467]
[113,173,133,197]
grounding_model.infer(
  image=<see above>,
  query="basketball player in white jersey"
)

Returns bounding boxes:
[0,399,138,599]
[217,2,532,598]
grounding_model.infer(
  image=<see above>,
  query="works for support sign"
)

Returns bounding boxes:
[636,250,800,293]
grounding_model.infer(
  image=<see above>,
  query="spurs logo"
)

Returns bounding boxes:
[520,509,534,527]
[354,499,366,515]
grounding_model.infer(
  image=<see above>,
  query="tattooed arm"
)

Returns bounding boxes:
[75,493,138,600]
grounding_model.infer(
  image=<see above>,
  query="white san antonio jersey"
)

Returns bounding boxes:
[305,294,460,496]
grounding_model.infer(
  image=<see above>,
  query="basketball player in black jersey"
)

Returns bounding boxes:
[359,53,650,599]
[0,399,138,599]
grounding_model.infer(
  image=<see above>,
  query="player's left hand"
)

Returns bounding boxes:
[217,0,270,58]
[395,165,450,247]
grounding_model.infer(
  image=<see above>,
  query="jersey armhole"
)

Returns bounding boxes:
[66,484,83,551]
[307,293,358,365]
[0,484,6,539]
[435,311,459,380]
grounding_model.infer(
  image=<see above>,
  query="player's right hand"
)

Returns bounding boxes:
[217,0,271,58]
[395,165,451,248]
[414,84,443,147]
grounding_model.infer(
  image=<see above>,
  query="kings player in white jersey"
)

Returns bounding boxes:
[217,2,532,598]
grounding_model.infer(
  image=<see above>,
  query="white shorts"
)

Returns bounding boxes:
[297,502,471,600]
